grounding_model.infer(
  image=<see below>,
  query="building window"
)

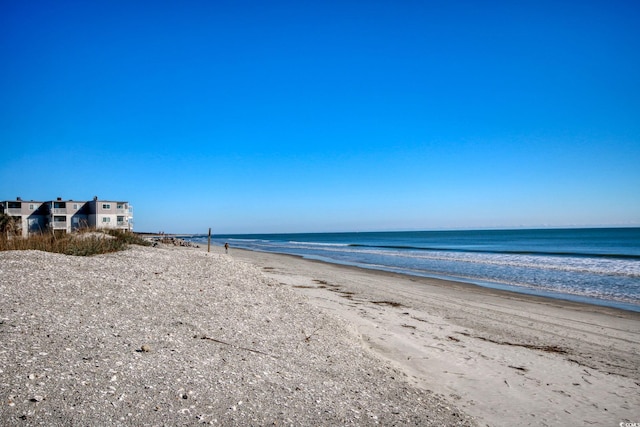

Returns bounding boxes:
[102,217,111,223]
[54,202,66,209]
[29,204,35,210]
[8,202,20,209]
[102,204,111,210]
[54,216,66,222]
[73,204,78,210]
[117,203,124,209]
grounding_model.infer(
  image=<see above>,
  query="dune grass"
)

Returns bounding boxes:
[0,229,151,256]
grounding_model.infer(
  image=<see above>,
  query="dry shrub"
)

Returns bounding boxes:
[0,229,150,256]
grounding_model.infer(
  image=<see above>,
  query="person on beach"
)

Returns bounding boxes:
[224,242,229,254]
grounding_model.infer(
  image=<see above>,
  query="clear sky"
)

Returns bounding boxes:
[1,0,639,234]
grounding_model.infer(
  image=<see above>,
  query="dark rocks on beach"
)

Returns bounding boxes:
[149,236,199,248]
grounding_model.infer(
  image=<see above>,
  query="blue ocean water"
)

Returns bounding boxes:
[188,228,640,312]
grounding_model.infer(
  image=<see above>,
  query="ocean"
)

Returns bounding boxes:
[187,228,640,312]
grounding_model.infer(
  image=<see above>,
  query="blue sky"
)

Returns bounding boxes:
[1,0,639,233]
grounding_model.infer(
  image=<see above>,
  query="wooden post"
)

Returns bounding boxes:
[207,227,211,253]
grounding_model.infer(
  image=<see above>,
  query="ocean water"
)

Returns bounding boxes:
[188,228,640,312]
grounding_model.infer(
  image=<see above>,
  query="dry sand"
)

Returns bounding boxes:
[0,244,474,426]
[226,246,640,426]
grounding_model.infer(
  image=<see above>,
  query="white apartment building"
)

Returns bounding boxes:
[0,197,134,237]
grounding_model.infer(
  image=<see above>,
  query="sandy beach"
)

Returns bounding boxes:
[1,242,638,426]
[0,243,473,426]
[226,245,640,426]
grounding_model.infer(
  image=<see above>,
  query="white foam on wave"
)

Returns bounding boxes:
[288,241,349,247]
[345,247,640,278]
[241,239,640,278]
[237,238,640,276]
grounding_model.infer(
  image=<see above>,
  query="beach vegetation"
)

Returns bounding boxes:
[0,227,151,256]
[0,213,20,236]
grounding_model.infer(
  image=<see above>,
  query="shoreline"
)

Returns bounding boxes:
[216,244,640,426]
[214,243,640,314]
